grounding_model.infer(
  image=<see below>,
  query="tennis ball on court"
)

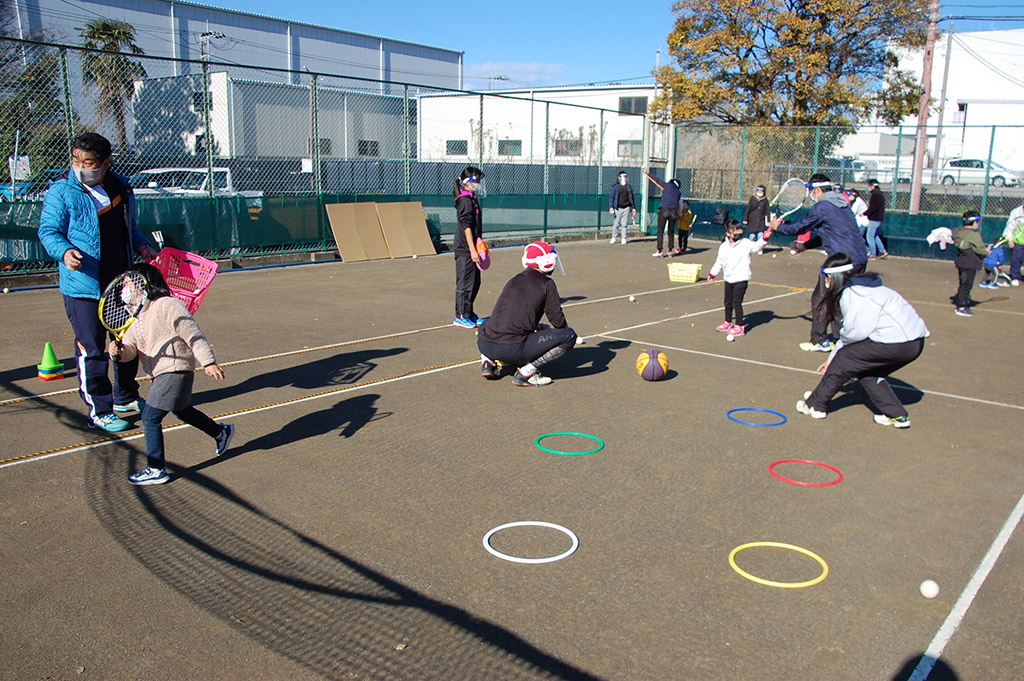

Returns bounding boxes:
[920,580,939,599]
[2,287,7,294]
[629,295,636,302]
[726,334,735,342]
[412,254,418,259]
[772,254,777,258]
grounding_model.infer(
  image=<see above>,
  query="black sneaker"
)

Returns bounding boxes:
[215,424,235,456]
[481,359,499,380]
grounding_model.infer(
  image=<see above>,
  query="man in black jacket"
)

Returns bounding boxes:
[477,241,576,387]
[865,179,888,259]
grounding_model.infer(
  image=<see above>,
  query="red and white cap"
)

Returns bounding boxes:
[522,241,559,274]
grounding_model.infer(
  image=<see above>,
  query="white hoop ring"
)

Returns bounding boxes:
[482,521,580,564]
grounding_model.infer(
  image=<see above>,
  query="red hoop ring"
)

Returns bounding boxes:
[768,459,844,487]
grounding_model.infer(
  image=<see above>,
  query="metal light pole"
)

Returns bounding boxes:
[909,0,940,214]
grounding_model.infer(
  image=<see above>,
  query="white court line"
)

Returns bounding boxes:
[910,299,1024,317]
[0,362,473,470]
[601,333,1024,412]
[907,489,1024,681]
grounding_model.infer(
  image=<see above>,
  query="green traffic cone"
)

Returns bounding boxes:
[37,342,64,372]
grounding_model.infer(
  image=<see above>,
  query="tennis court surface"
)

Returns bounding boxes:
[1,237,1021,680]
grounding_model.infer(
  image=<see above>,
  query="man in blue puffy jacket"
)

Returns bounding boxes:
[767,173,868,353]
[38,132,159,432]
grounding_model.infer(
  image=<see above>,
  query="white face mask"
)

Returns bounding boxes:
[618,176,627,185]
[74,165,105,186]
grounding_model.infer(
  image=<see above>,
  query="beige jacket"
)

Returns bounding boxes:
[117,296,216,378]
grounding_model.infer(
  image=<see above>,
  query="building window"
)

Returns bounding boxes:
[446,139,468,155]
[617,139,642,158]
[554,138,581,156]
[498,139,522,156]
[308,138,332,155]
[358,140,379,157]
[618,96,648,115]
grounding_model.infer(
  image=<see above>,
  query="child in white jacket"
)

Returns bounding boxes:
[708,220,765,337]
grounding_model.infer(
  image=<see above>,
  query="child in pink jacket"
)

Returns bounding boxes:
[109,263,234,486]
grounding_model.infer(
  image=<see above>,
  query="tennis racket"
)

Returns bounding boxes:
[98,270,149,350]
[771,178,809,220]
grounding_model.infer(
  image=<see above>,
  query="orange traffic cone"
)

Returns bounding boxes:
[37,342,64,381]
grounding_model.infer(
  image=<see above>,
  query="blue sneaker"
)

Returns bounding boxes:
[798,340,834,352]
[113,397,146,414]
[90,413,130,432]
[453,316,476,328]
[215,424,235,456]
[129,466,169,486]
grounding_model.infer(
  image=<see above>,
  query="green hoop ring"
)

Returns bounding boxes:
[534,432,605,456]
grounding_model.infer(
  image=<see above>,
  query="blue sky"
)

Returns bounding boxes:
[206,0,1024,90]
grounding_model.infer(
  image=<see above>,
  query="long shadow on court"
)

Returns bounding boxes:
[191,347,408,407]
[85,442,604,681]
[207,394,388,464]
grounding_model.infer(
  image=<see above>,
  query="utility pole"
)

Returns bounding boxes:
[930,23,953,185]
[909,0,940,214]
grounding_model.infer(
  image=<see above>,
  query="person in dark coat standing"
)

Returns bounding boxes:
[743,185,770,234]
[864,179,888,259]
[648,172,682,257]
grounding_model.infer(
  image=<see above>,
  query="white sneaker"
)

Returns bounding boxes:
[796,399,826,419]
[610,237,616,244]
[621,237,627,245]
[1013,280,1020,287]
[512,370,553,387]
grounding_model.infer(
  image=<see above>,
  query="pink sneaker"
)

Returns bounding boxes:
[728,324,745,337]
[715,321,732,332]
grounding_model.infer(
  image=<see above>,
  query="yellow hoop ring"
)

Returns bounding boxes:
[728,541,829,588]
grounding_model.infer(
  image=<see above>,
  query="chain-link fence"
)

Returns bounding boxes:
[3,35,1024,273]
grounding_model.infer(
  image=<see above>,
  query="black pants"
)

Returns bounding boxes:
[723,280,748,325]
[455,254,481,318]
[477,326,577,370]
[678,229,690,252]
[807,337,924,418]
[954,267,976,308]
[63,294,141,421]
[809,263,866,344]
[656,208,677,252]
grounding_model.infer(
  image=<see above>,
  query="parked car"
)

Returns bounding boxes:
[940,159,1022,187]
[129,167,263,205]
[0,169,64,201]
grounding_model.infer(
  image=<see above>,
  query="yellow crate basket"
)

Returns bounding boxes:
[667,262,702,283]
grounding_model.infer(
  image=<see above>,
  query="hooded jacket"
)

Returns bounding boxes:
[773,191,868,267]
[38,169,150,299]
[829,275,929,361]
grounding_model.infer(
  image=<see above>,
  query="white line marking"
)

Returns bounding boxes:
[907,489,1024,681]
[0,362,475,470]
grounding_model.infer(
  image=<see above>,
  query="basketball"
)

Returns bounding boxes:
[636,349,668,381]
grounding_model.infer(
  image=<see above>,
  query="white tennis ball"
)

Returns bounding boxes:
[920,580,939,599]
[726,334,735,342]
[2,287,8,294]
[412,254,418,259]
[628,295,636,302]
[772,254,777,258]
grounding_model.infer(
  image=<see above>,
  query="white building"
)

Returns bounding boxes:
[891,28,1024,169]
[417,85,660,166]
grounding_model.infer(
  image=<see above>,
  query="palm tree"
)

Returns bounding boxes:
[78,19,146,152]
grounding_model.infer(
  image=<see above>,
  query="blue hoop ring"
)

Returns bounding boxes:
[534,432,605,456]
[726,408,787,427]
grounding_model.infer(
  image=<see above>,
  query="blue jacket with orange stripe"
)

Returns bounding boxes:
[38,169,150,299]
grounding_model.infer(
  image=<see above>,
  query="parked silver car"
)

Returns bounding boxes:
[940,159,1022,187]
